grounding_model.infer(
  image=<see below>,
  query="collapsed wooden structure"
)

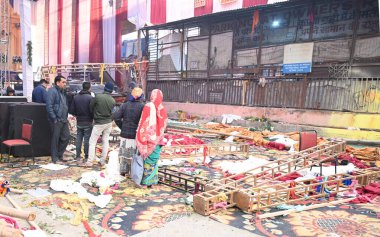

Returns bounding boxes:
[192,140,378,215]
[235,168,379,213]
[158,168,209,193]
[160,142,250,160]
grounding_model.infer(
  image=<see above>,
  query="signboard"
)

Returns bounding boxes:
[194,0,206,8]
[283,42,314,74]
[220,0,237,4]
[283,63,312,74]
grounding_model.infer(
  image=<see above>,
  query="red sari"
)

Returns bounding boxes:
[136,89,168,159]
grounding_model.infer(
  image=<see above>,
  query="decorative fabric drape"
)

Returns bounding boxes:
[116,0,128,87]
[150,0,166,25]
[102,0,115,64]
[166,0,194,22]
[194,0,213,17]
[251,9,259,33]
[31,0,45,71]
[128,0,148,29]
[48,0,58,65]
[57,0,63,64]
[78,0,91,63]
[89,0,103,63]
[61,0,73,64]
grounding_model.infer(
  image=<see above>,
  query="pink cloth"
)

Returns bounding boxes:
[351,182,380,204]
[338,153,369,169]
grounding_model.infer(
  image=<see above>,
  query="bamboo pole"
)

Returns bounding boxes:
[9,189,23,194]
[5,194,41,231]
[0,205,35,221]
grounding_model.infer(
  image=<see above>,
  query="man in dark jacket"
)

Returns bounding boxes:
[113,87,145,175]
[32,79,48,103]
[69,82,93,162]
[46,75,70,163]
[85,81,116,167]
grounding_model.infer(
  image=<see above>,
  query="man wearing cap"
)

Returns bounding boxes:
[85,82,116,167]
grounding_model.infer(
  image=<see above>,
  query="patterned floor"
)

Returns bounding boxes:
[0,144,379,237]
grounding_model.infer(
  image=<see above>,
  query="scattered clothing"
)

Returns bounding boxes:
[351,182,380,204]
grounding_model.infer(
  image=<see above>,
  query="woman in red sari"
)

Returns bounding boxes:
[136,89,168,186]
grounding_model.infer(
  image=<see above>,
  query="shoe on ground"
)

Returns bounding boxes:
[62,156,74,161]
[82,161,93,167]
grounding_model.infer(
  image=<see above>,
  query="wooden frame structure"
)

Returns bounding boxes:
[235,168,380,212]
[193,141,346,215]
[158,168,209,194]
[160,142,250,160]
[38,62,147,84]
[207,141,346,189]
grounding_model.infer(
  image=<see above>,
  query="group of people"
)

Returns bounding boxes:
[34,75,167,187]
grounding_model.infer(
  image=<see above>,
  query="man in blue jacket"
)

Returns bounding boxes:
[46,75,70,163]
[32,79,48,103]
[69,82,93,162]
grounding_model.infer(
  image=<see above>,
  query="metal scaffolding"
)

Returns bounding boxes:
[0,0,10,95]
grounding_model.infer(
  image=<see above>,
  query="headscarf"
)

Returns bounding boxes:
[129,87,143,102]
[136,89,168,159]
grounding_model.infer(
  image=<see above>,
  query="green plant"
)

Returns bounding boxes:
[26,41,32,66]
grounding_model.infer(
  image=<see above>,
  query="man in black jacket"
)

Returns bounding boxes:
[46,75,70,163]
[69,82,93,162]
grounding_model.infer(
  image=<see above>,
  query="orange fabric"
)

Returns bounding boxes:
[251,10,260,33]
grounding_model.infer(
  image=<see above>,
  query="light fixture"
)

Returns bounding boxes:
[272,20,280,27]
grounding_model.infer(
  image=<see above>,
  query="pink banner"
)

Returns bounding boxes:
[78,0,90,63]
[48,0,58,65]
[89,0,103,63]
[194,0,213,17]
[243,0,268,8]
[61,0,73,65]
[151,0,166,25]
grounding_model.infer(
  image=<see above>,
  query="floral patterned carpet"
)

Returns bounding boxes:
[1,144,379,237]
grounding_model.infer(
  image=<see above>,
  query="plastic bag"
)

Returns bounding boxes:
[131,149,144,186]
